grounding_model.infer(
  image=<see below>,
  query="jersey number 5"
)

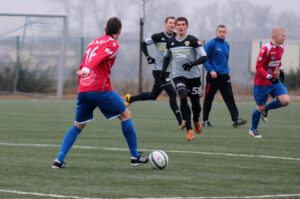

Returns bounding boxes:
[192,86,201,96]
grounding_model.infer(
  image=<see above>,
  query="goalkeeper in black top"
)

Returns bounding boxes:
[162,17,208,141]
[125,16,184,129]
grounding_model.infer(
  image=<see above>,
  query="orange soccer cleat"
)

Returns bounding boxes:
[186,129,195,141]
[193,121,202,134]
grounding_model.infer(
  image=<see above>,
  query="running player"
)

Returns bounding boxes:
[125,16,184,129]
[52,17,148,168]
[162,17,207,141]
[249,27,290,138]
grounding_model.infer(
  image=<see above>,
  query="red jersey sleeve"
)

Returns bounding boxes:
[255,46,269,78]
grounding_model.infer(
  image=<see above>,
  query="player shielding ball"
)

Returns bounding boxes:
[52,17,148,168]
[249,27,290,138]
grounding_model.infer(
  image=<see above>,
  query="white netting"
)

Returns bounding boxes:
[0,14,67,96]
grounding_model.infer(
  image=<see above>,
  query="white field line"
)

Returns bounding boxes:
[1,189,300,199]
[0,142,300,161]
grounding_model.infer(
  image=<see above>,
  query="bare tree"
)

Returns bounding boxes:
[276,11,300,40]
[191,0,300,41]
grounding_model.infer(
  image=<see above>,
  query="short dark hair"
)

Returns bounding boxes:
[165,16,175,24]
[105,17,122,36]
[216,24,226,31]
[175,17,188,26]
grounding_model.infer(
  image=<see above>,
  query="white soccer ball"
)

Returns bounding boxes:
[149,150,168,170]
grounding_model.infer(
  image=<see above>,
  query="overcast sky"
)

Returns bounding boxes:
[0,0,299,38]
[0,0,298,15]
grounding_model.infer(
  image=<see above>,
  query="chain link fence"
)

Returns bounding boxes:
[1,35,299,98]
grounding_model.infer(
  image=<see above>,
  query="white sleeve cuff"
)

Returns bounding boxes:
[82,67,90,74]
[266,74,272,79]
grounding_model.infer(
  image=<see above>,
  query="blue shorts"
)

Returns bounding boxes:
[253,82,288,106]
[75,91,126,123]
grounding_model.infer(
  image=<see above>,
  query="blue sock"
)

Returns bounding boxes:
[57,125,81,162]
[250,109,262,131]
[121,119,139,158]
[266,98,283,112]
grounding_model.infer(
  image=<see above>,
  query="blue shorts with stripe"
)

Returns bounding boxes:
[253,82,288,106]
[75,91,126,124]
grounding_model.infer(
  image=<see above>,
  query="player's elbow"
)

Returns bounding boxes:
[202,56,208,63]
[195,56,208,65]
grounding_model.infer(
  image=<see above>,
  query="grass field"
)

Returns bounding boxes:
[0,98,299,199]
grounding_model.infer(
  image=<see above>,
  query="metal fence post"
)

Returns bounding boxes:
[13,36,20,93]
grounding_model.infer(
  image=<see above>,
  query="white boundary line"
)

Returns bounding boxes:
[0,142,300,161]
[1,189,300,199]
[1,143,300,199]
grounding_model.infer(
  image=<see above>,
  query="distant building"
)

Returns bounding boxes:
[250,40,300,74]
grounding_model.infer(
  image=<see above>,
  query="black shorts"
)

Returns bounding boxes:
[173,76,201,97]
[152,70,170,87]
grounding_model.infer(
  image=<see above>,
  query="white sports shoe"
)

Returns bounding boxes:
[249,129,262,138]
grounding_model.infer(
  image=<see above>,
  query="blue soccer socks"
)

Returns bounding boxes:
[57,125,81,162]
[56,120,139,162]
[121,119,139,158]
[250,109,262,131]
[266,98,283,112]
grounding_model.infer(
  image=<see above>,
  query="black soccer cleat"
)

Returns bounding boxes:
[262,111,268,122]
[131,154,149,167]
[202,120,212,127]
[233,119,248,128]
[51,159,66,169]
[179,120,186,130]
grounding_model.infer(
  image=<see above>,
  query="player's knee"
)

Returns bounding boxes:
[179,96,188,105]
[119,108,131,121]
[257,105,266,112]
[191,103,200,112]
[168,90,177,99]
[178,92,187,105]
[280,95,290,106]
[192,102,200,110]
[74,123,86,130]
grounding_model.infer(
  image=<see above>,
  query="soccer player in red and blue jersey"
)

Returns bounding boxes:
[52,17,148,168]
[249,27,290,138]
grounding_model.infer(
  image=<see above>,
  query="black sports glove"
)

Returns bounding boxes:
[146,56,155,64]
[279,70,285,82]
[182,62,194,71]
[267,75,279,84]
